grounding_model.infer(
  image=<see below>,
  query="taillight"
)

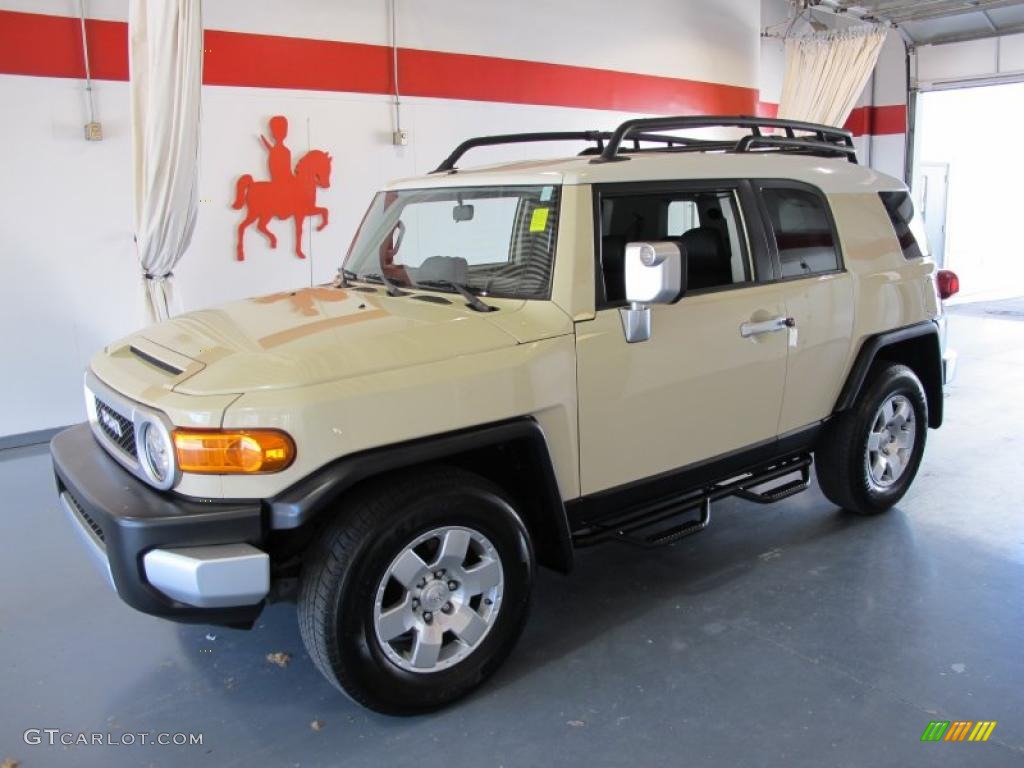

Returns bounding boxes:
[937,269,960,300]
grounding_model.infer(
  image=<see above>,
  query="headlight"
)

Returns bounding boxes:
[172,429,296,474]
[138,420,175,489]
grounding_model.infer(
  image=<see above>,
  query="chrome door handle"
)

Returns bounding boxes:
[740,316,794,338]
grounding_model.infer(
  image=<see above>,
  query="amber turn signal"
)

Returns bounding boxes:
[172,429,296,474]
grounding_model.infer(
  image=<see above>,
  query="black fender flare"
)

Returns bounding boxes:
[834,321,943,428]
[267,417,574,572]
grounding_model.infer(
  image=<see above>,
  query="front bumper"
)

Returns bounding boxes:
[51,423,269,627]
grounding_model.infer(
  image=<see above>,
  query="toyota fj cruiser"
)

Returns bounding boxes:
[52,116,957,714]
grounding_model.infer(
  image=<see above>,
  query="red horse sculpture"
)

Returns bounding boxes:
[232,146,332,260]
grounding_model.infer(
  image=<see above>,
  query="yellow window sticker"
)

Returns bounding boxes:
[529,208,550,232]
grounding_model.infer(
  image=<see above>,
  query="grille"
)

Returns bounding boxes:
[65,490,106,545]
[95,397,137,459]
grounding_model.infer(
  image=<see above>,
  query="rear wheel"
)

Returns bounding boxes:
[816,363,928,515]
[298,468,534,714]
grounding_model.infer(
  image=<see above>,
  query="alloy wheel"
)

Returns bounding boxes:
[372,526,504,674]
[865,394,916,489]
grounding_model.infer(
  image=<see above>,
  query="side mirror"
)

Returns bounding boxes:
[620,241,686,343]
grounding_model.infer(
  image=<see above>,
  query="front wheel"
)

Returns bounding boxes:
[298,468,534,714]
[816,363,929,515]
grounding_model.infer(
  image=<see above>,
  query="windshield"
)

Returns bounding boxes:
[343,185,561,300]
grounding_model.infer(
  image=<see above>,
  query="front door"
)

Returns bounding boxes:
[576,182,789,496]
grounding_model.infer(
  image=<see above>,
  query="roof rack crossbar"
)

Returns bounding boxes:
[734,135,858,162]
[590,115,856,165]
[577,140,737,157]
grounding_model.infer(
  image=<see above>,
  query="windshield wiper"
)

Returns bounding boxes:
[334,267,358,288]
[415,279,496,313]
[359,272,410,298]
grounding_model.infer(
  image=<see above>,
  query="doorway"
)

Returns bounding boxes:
[914,82,1024,302]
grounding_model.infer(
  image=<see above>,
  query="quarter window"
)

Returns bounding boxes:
[761,188,840,278]
[879,191,925,260]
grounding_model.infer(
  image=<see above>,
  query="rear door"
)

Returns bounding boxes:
[575,181,790,495]
[753,182,854,435]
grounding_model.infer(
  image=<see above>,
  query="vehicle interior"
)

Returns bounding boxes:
[598,190,751,305]
[377,188,560,300]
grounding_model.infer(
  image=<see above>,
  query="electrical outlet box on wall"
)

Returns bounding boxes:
[84,122,103,141]
[392,129,408,146]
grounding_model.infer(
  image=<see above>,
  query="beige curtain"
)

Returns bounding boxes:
[778,27,887,127]
[129,0,203,322]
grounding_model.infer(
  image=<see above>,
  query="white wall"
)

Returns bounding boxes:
[0,0,768,437]
[759,0,789,104]
[0,75,142,437]
[915,34,1024,88]
[867,32,909,180]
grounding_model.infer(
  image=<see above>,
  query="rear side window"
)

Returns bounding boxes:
[761,188,840,278]
[879,191,925,260]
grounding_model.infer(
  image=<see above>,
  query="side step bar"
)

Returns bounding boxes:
[573,455,812,549]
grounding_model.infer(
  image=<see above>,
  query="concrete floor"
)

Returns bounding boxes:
[1,309,1022,768]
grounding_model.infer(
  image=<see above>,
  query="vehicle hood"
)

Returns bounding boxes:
[101,286,564,396]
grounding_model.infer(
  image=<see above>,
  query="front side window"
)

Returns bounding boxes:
[343,185,560,300]
[761,187,840,278]
[879,191,926,260]
[598,189,750,305]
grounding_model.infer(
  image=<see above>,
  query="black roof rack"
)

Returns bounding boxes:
[592,115,857,164]
[431,130,692,173]
[431,115,857,173]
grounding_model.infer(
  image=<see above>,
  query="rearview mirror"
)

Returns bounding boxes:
[620,241,686,343]
[453,203,475,222]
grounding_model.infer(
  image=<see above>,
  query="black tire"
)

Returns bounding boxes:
[816,362,928,515]
[298,466,534,715]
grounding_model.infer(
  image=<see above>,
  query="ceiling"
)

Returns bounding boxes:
[816,0,1024,46]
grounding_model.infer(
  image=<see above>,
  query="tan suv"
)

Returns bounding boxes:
[51,116,955,714]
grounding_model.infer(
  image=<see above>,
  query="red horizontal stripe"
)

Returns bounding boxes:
[870,104,906,135]
[844,105,906,136]
[203,29,392,94]
[0,9,906,134]
[752,102,905,136]
[399,47,757,114]
[0,10,127,80]
[844,106,872,137]
[0,8,753,115]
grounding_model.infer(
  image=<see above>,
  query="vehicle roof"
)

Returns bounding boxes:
[386,151,907,195]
